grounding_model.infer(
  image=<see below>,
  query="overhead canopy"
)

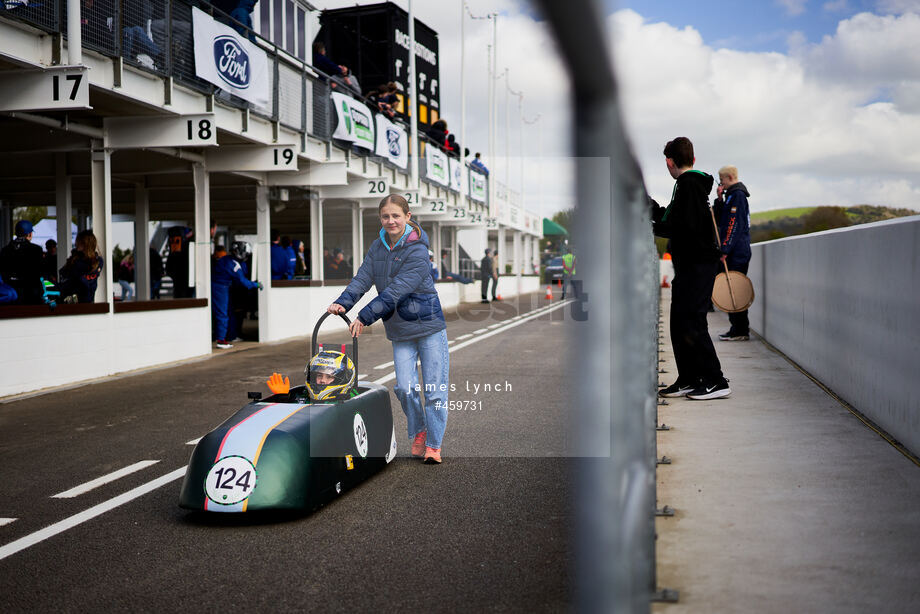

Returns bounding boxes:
[543,218,569,236]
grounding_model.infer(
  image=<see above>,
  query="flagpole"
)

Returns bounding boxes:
[409,0,419,189]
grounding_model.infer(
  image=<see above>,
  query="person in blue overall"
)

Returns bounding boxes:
[270,230,289,280]
[212,245,261,349]
[329,194,449,464]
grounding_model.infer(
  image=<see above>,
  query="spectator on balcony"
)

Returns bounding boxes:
[0,220,44,305]
[229,0,258,40]
[427,119,448,150]
[59,230,104,304]
[368,83,397,118]
[470,152,490,176]
[380,82,399,116]
[122,2,159,69]
[312,41,351,90]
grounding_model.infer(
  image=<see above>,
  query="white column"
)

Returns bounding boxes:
[451,226,459,272]
[55,153,72,274]
[496,226,506,273]
[513,230,522,296]
[90,145,112,305]
[67,0,82,64]
[256,186,271,343]
[351,201,361,272]
[431,220,441,274]
[134,184,150,301]
[314,199,325,282]
[192,163,210,301]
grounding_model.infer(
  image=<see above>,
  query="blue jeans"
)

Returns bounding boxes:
[392,329,449,450]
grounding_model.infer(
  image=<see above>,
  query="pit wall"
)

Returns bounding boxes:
[262,275,541,343]
[747,216,920,455]
[0,306,211,398]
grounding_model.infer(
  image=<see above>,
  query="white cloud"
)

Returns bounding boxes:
[609,9,920,211]
[777,0,809,16]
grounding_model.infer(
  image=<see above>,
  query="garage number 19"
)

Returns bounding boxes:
[205,456,257,505]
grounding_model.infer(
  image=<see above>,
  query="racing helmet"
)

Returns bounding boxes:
[304,350,356,401]
[230,240,249,261]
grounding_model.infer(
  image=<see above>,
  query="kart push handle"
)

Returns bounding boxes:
[311,311,358,374]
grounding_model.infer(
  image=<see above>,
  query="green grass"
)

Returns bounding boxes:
[750,207,816,223]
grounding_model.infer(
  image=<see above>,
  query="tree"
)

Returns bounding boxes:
[801,206,851,234]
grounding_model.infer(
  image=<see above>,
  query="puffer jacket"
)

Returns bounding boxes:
[335,223,446,341]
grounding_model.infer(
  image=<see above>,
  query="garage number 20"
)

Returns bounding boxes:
[205,456,257,505]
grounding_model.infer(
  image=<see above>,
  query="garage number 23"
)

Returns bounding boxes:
[206,456,257,505]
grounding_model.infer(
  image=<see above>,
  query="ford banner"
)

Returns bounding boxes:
[192,7,270,108]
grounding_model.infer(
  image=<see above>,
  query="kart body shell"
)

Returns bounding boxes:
[179,382,396,512]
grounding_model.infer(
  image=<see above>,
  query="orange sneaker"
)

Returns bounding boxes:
[411,431,427,457]
[423,446,442,464]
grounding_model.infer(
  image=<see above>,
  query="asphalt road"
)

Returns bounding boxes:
[0,292,581,612]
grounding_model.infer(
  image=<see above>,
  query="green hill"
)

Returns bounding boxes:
[751,207,816,223]
[751,205,916,242]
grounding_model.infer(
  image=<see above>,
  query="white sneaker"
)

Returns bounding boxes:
[136,54,155,69]
[216,340,233,349]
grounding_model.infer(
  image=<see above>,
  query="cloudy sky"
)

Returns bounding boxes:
[316,0,920,216]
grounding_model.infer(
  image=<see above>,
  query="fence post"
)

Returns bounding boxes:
[533,0,657,611]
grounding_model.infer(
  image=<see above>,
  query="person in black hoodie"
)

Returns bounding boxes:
[649,137,730,400]
[714,165,752,341]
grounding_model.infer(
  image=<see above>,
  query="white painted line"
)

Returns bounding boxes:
[358,374,369,379]
[373,361,394,370]
[456,334,473,340]
[372,300,573,387]
[0,518,16,527]
[51,460,161,499]
[447,339,456,345]
[186,438,202,446]
[487,323,503,329]
[0,466,187,562]
[472,328,488,334]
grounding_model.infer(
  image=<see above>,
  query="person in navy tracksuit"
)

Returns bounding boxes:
[212,245,261,348]
[714,165,752,340]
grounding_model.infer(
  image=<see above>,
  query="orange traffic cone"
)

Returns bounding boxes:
[661,275,670,288]
[545,285,553,300]
[495,294,503,301]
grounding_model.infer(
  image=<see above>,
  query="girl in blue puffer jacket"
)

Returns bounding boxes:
[328,194,449,464]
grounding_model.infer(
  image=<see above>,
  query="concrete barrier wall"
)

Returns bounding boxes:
[748,216,920,454]
[0,307,212,398]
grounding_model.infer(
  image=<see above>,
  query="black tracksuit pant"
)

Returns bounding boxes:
[671,259,724,386]
[726,260,750,335]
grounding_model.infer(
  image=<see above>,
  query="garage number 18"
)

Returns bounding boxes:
[205,456,257,505]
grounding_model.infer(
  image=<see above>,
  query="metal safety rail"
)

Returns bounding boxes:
[533,0,664,611]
